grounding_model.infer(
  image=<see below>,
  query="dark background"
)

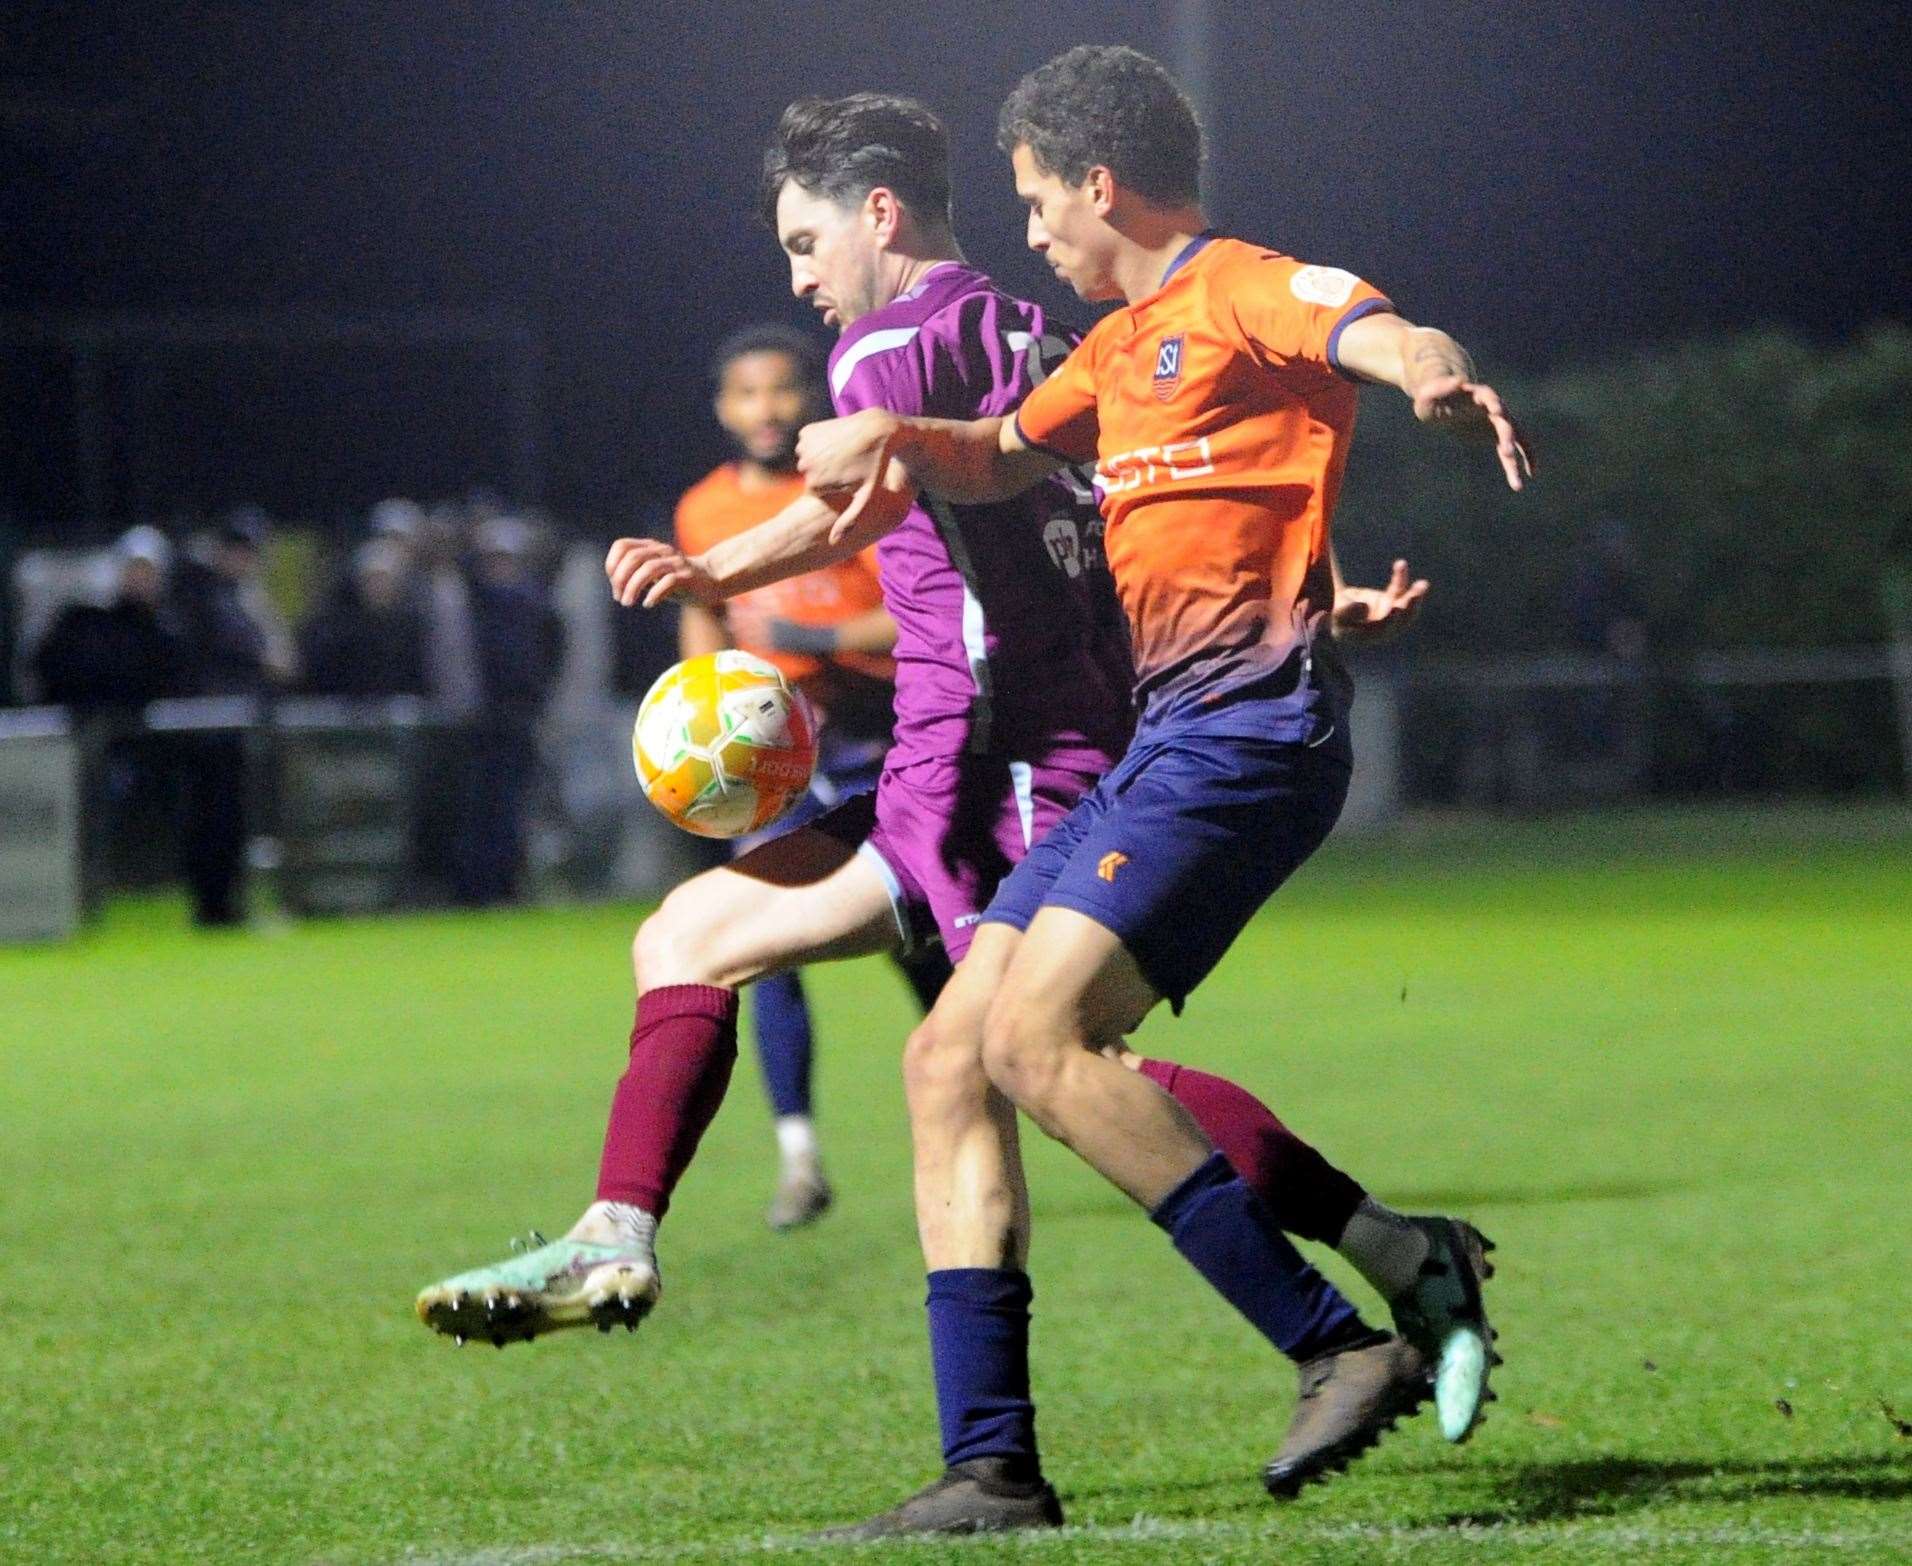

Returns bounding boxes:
[5,0,1908,532]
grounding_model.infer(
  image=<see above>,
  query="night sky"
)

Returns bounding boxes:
[5,0,1907,531]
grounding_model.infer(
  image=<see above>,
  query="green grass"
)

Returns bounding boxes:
[3,806,1909,1564]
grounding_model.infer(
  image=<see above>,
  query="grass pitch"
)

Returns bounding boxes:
[3,807,1908,1564]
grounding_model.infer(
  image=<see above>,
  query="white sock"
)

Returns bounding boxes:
[1336,1198,1430,1302]
[570,1198,658,1257]
[775,1114,820,1165]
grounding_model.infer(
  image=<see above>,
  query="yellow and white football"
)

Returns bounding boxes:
[632,650,818,838]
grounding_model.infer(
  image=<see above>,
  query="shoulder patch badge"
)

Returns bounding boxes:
[1290,265,1359,307]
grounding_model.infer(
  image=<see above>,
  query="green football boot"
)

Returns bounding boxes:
[414,1232,659,1348]
[1388,1217,1500,1442]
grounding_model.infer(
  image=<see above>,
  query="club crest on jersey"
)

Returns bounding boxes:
[1152,334,1185,401]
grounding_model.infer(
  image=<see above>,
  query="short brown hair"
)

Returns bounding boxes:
[760,93,953,228]
[998,45,1203,206]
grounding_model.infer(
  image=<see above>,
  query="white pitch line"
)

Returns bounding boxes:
[386,1516,1903,1564]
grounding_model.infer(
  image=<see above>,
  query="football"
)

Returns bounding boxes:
[632,650,818,838]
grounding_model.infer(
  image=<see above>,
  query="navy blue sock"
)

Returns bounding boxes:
[750,971,813,1119]
[1151,1152,1364,1361]
[925,1268,1039,1473]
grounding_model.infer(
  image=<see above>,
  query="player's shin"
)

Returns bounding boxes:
[593,983,740,1225]
[926,1269,1040,1476]
[905,1007,1042,1482]
[1149,1151,1370,1362]
[1135,1058,1366,1244]
[1147,1152,1436,1496]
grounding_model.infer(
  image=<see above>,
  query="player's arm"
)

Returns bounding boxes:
[830,605,898,655]
[607,474,914,610]
[798,409,1062,520]
[1332,313,1533,490]
[677,603,730,659]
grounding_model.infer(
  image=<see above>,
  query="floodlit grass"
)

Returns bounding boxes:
[3,807,1908,1564]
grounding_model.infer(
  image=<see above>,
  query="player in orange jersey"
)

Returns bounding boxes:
[676,325,952,1229]
[797,45,1528,1512]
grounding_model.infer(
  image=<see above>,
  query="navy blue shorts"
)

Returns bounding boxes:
[980,722,1349,1011]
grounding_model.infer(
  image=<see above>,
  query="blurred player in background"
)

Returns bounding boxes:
[413,89,1469,1539]
[674,324,952,1228]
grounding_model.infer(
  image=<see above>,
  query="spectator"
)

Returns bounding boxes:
[32,527,180,709]
[298,540,429,699]
[368,497,427,568]
[166,511,287,927]
[416,507,483,719]
[452,516,564,905]
[32,528,183,906]
[170,510,295,698]
[404,507,484,898]
[1562,518,1651,793]
[1565,518,1647,660]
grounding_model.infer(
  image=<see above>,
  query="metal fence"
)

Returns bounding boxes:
[4,644,1906,945]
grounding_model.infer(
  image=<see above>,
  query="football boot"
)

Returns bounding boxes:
[414,1232,658,1347]
[767,1158,833,1231]
[811,1458,1063,1540]
[1387,1216,1499,1441]
[1264,1332,1431,1498]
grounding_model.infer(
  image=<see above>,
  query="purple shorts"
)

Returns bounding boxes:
[813,752,1107,963]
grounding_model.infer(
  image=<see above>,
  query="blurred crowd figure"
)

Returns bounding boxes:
[32,526,179,710]
[298,538,428,700]
[25,496,565,923]
[170,511,293,924]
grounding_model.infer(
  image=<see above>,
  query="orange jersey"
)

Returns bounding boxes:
[672,463,894,694]
[1014,235,1391,724]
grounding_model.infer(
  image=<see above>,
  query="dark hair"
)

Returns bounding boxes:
[709,324,826,391]
[759,93,953,229]
[997,45,1203,206]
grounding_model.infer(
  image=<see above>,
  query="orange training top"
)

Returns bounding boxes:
[1013,235,1391,726]
[673,462,895,703]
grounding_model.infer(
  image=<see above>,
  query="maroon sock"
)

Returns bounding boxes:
[595,984,740,1221]
[1138,1058,1366,1246]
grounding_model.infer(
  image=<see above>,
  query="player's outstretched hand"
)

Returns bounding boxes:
[1333,559,1430,645]
[798,408,902,498]
[1412,375,1534,491]
[604,537,721,609]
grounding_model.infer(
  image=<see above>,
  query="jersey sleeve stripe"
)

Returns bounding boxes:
[1326,296,1396,380]
[830,326,922,398]
[1011,411,1080,463]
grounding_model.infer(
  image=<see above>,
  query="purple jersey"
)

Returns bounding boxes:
[827,263,1133,770]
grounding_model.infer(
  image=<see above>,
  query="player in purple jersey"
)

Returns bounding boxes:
[414,93,1439,1537]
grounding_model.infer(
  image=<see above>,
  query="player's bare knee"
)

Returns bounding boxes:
[902,1012,988,1116]
[633,888,719,989]
[979,998,1067,1113]
[900,1015,944,1099]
